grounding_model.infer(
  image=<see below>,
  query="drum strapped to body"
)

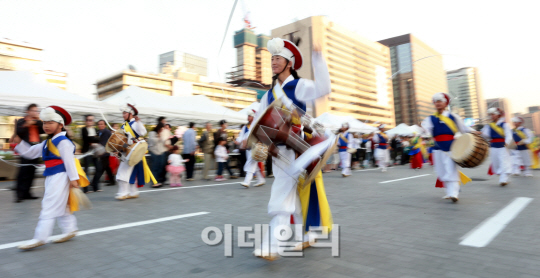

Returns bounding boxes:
[247,99,337,188]
[105,130,148,166]
[450,133,490,168]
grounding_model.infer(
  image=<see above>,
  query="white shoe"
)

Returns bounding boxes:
[18,239,46,250]
[254,182,265,187]
[381,169,387,172]
[51,231,77,243]
[525,173,533,177]
[126,194,139,199]
[253,249,280,261]
[450,196,459,203]
[115,195,128,200]
[442,195,451,199]
[241,182,250,188]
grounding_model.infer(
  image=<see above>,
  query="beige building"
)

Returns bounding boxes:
[379,34,448,126]
[270,16,395,127]
[96,70,257,112]
[486,98,512,122]
[447,67,486,121]
[0,38,67,90]
[159,51,208,77]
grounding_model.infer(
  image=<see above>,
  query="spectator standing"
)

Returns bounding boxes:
[213,120,237,179]
[214,138,230,181]
[13,104,44,203]
[198,122,214,180]
[81,115,99,193]
[183,122,197,181]
[148,123,170,187]
[364,135,373,168]
[89,120,115,191]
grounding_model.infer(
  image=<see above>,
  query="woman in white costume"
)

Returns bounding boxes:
[248,37,332,260]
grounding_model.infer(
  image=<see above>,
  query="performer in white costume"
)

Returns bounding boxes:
[14,106,89,250]
[421,93,476,202]
[115,103,149,200]
[237,109,266,188]
[337,123,353,177]
[248,38,332,260]
[372,124,390,172]
[482,107,512,186]
[510,117,533,177]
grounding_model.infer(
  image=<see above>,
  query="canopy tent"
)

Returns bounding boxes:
[0,71,112,118]
[314,112,377,133]
[99,86,248,125]
[385,123,415,137]
[238,102,260,115]
[410,125,427,136]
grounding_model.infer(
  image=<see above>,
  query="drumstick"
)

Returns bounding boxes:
[99,108,116,132]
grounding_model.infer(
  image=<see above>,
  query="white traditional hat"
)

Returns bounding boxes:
[378,124,386,129]
[342,122,349,128]
[432,92,451,104]
[267,38,303,70]
[512,116,524,123]
[40,106,72,125]
[247,109,256,117]
[487,107,503,116]
[120,103,138,116]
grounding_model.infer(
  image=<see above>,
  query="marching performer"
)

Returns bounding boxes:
[338,123,353,177]
[409,135,424,169]
[372,124,390,172]
[482,108,512,186]
[115,103,155,200]
[14,106,89,250]
[238,110,266,188]
[510,117,534,177]
[249,38,333,260]
[421,93,475,202]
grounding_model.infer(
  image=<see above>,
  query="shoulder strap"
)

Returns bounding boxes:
[433,113,458,134]
[489,122,505,137]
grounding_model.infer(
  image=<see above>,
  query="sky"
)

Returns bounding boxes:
[1,0,539,114]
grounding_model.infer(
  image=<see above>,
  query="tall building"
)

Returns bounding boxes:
[270,16,395,126]
[486,98,512,121]
[159,51,208,77]
[528,106,540,113]
[226,29,272,100]
[446,67,486,121]
[96,69,257,111]
[0,38,67,90]
[379,34,448,125]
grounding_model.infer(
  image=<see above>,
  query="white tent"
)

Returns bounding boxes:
[0,71,110,117]
[100,86,248,125]
[238,102,260,115]
[315,112,377,133]
[385,123,415,137]
[410,124,426,136]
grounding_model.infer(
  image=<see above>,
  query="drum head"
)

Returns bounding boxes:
[247,99,286,148]
[127,141,148,167]
[300,136,338,189]
[450,133,473,161]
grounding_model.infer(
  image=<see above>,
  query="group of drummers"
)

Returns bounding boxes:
[11,36,539,258]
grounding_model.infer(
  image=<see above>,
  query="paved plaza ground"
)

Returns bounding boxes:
[1,162,540,278]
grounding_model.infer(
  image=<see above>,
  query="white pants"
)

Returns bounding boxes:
[34,208,77,242]
[339,152,351,175]
[433,150,460,198]
[512,149,532,175]
[490,147,511,183]
[243,151,266,185]
[117,180,139,197]
[374,148,389,170]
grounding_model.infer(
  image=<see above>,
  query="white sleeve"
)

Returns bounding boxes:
[133,121,147,137]
[236,128,246,144]
[453,114,475,133]
[58,140,79,181]
[372,134,380,143]
[524,129,534,144]
[249,96,268,140]
[503,123,513,145]
[481,125,491,139]
[421,117,434,137]
[14,141,44,160]
[295,52,331,102]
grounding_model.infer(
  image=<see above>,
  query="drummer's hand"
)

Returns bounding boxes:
[10,135,21,144]
[70,180,80,189]
[472,131,481,135]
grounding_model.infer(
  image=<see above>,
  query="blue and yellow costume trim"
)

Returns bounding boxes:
[123,121,157,186]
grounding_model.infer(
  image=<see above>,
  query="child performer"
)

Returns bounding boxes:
[237,110,266,188]
[337,123,353,177]
[214,138,229,181]
[510,117,534,177]
[409,135,424,169]
[167,146,187,187]
[14,106,89,250]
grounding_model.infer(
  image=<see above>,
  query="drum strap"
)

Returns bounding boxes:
[123,121,137,138]
[514,129,526,140]
[489,123,505,137]
[46,138,89,189]
[339,133,349,143]
[433,113,457,134]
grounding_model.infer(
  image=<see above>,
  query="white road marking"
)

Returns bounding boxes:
[459,197,533,248]
[140,182,241,193]
[354,168,380,172]
[0,186,44,191]
[0,211,209,250]
[379,174,431,184]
